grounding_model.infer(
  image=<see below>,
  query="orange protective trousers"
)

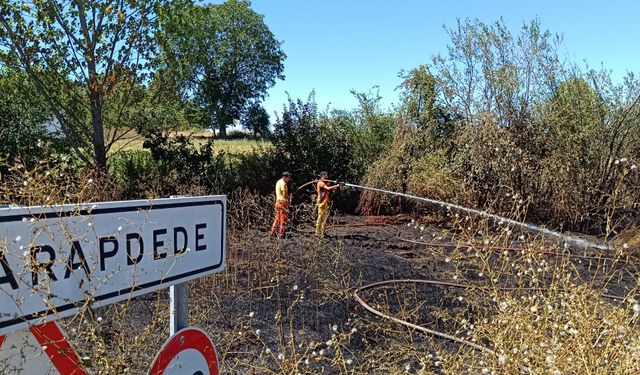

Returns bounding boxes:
[269,200,289,237]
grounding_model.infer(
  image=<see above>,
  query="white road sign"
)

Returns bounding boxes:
[0,196,226,336]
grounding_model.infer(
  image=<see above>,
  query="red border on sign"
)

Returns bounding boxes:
[149,327,219,375]
[0,334,5,349]
[30,322,87,375]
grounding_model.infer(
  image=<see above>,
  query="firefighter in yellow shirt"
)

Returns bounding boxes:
[315,171,342,237]
[269,171,292,238]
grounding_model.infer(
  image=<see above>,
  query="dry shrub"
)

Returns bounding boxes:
[0,158,122,206]
[451,113,538,214]
[361,106,640,237]
[454,237,630,373]
[358,123,415,214]
[227,188,273,230]
[445,282,640,374]
[408,150,470,204]
[358,121,468,215]
[352,211,640,374]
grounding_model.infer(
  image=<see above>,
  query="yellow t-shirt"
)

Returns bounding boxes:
[275,178,289,201]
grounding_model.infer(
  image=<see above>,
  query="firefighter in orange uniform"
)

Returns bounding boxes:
[315,171,342,237]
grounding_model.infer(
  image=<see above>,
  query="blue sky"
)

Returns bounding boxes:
[247,0,640,119]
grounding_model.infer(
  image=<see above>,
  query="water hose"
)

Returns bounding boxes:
[292,178,626,363]
[331,180,613,251]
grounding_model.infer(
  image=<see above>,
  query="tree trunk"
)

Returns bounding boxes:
[88,58,107,170]
[77,1,107,171]
[90,93,107,170]
[218,124,227,139]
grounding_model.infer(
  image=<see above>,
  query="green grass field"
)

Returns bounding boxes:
[110,135,271,155]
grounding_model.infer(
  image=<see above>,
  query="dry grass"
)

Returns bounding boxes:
[1,161,639,374]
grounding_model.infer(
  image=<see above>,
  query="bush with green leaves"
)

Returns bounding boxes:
[143,131,233,194]
[271,93,395,182]
[0,68,59,170]
[108,150,159,199]
[269,93,396,211]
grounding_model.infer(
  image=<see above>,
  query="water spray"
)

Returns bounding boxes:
[328,180,613,251]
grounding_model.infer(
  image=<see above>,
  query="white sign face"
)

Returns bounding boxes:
[0,196,226,336]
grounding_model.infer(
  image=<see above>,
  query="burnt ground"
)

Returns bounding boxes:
[68,214,639,374]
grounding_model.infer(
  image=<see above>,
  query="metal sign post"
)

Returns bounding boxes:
[169,283,189,335]
[168,196,190,336]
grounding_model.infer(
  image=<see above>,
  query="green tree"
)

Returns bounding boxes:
[271,93,358,182]
[397,64,458,152]
[346,88,395,176]
[161,0,285,138]
[0,0,172,169]
[539,77,608,225]
[432,18,563,127]
[0,68,52,167]
[431,18,566,207]
[241,103,270,137]
[398,65,436,126]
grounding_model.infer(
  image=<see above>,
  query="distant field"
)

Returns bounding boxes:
[109,131,271,155]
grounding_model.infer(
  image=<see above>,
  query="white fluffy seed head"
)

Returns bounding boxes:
[546,354,555,365]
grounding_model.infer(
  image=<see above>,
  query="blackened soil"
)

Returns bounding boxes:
[83,214,636,374]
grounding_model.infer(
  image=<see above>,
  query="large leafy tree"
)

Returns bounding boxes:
[161,0,285,138]
[0,0,173,169]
